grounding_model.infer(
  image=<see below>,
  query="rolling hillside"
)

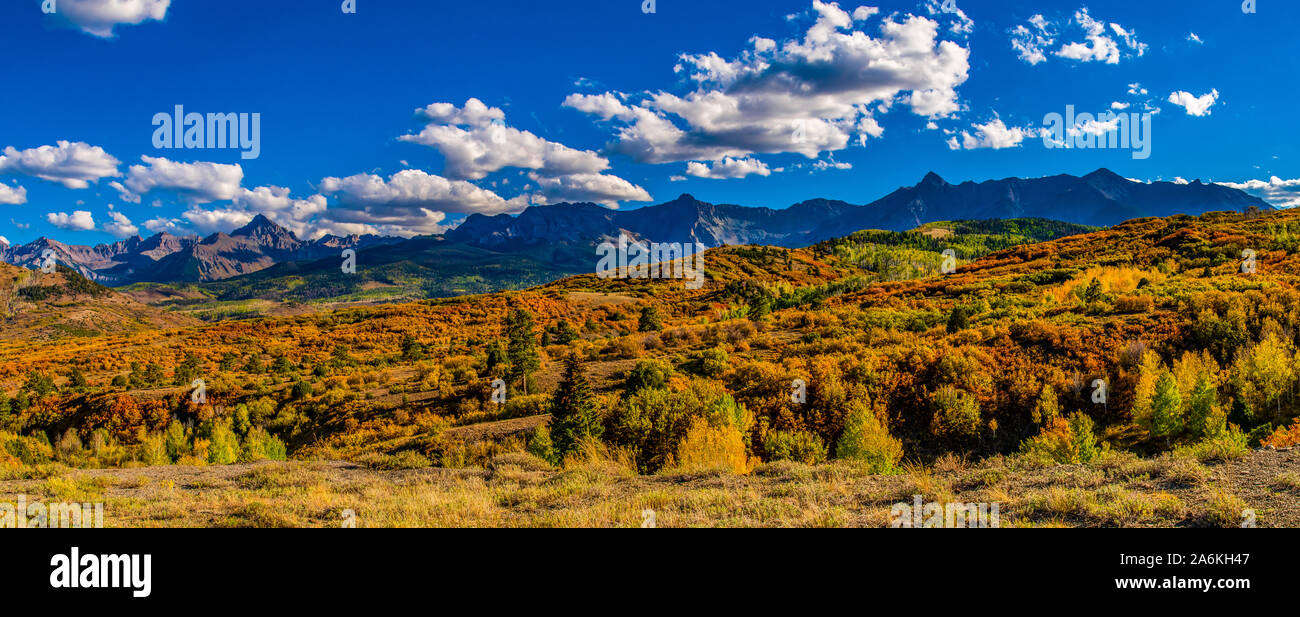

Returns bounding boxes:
[0,262,198,341]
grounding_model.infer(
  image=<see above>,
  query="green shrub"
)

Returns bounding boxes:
[835,402,903,473]
[291,380,314,400]
[1019,412,1104,464]
[764,430,827,465]
[164,421,190,461]
[140,433,171,466]
[624,359,673,393]
[2,433,54,465]
[1179,427,1251,463]
[525,425,555,464]
[1246,423,1274,448]
[503,393,550,419]
[240,427,288,463]
[685,347,729,378]
[930,385,982,441]
[607,385,704,473]
[201,419,240,465]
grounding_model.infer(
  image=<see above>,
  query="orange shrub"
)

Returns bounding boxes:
[1261,420,1300,449]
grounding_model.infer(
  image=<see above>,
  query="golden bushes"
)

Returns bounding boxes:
[674,418,750,474]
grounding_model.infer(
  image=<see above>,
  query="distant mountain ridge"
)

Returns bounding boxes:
[0,215,399,284]
[806,168,1270,240]
[0,169,1272,286]
[447,195,858,249]
[449,168,1271,251]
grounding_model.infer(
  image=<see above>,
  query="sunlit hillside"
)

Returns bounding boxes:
[4,211,1300,526]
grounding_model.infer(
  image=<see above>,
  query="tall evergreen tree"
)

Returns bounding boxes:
[401,333,426,361]
[1032,383,1060,425]
[1081,278,1105,304]
[549,355,602,459]
[485,341,507,374]
[23,371,55,399]
[1150,372,1183,447]
[638,305,663,332]
[946,305,971,333]
[66,367,88,389]
[553,321,579,345]
[1185,374,1217,438]
[505,309,540,394]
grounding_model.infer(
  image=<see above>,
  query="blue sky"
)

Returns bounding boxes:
[1,0,1296,247]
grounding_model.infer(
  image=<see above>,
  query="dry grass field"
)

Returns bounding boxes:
[3,447,1296,528]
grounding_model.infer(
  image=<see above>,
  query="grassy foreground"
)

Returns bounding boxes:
[2,448,1297,528]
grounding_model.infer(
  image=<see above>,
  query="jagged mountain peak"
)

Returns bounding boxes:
[1084,167,1125,181]
[920,171,948,186]
[232,214,298,242]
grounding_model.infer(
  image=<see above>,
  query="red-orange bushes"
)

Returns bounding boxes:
[81,393,172,443]
[1261,420,1300,449]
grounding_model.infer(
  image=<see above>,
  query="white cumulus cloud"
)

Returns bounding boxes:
[1014,9,1146,65]
[180,208,256,235]
[103,210,140,238]
[528,172,652,207]
[0,181,27,205]
[1167,89,1220,116]
[116,156,244,204]
[0,141,121,189]
[320,169,524,215]
[317,169,529,237]
[1055,9,1146,64]
[1217,177,1300,209]
[46,210,96,231]
[397,98,650,206]
[399,98,609,181]
[946,118,1039,150]
[53,0,171,38]
[685,157,773,179]
[565,1,970,165]
[1009,14,1054,65]
[142,217,188,235]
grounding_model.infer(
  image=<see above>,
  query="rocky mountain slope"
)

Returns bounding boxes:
[0,215,398,285]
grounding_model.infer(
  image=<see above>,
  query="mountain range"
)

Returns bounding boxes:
[0,216,399,285]
[448,168,1270,250]
[0,169,1273,288]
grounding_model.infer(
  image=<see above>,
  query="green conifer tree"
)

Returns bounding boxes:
[506,309,540,394]
[549,355,602,460]
[1150,372,1183,447]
